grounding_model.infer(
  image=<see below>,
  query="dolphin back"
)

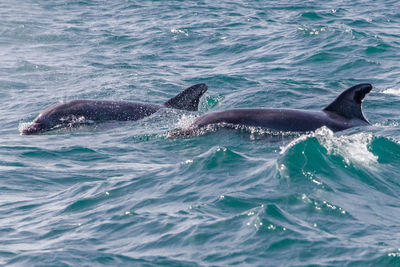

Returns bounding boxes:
[323,83,372,123]
[164,83,208,111]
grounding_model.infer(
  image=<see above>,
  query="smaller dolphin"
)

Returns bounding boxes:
[173,83,372,136]
[22,83,208,135]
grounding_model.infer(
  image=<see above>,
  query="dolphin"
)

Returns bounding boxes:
[21,83,208,135]
[173,83,372,136]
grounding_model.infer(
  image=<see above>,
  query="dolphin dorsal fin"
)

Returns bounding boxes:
[323,83,372,122]
[164,83,208,111]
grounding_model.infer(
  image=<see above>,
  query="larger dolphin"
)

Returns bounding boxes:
[22,83,208,135]
[174,83,372,135]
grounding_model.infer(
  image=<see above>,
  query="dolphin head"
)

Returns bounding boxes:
[21,121,47,135]
[21,111,55,135]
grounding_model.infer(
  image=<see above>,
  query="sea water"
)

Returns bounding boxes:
[1,1,400,266]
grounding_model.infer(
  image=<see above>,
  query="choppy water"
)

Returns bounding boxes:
[1,1,400,266]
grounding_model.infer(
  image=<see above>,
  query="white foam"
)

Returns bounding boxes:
[18,121,33,134]
[170,28,188,36]
[280,127,377,166]
[315,127,377,166]
[174,114,197,129]
[382,88,400,96]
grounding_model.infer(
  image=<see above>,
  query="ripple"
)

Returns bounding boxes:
[2,0,400,266]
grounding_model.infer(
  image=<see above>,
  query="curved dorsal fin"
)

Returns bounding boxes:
[323,83,372,123]
[164,83,208,111]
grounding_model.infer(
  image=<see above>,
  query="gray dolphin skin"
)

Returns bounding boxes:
[21,83,208,135]
[176,83,372,135]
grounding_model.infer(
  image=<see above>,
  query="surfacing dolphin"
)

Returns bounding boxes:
[21,83,208,135]
[172,83,372,136]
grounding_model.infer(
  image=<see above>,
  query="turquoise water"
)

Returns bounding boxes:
[1,0,400,266]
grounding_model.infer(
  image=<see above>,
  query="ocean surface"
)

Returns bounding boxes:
[1,0,400,266]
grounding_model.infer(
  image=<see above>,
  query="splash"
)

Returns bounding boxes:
[382,87,400,96]
[280,127,377,166]
[174,114,197,129]
[315,127,377,166]
[18,122,33,133]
